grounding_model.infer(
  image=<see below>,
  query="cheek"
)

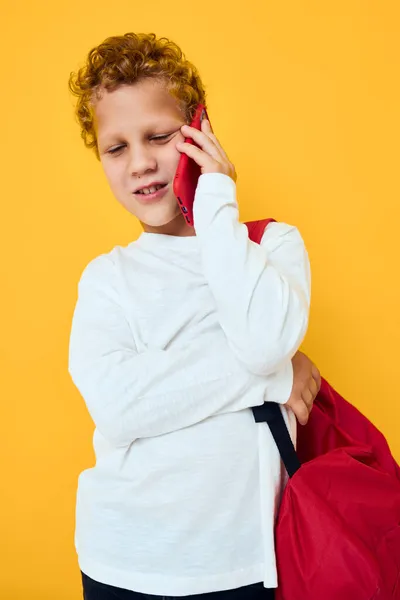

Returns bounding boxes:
[102,161,124,189]
[166,139,184,174]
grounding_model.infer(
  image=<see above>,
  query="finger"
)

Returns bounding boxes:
[311,364,321,392]
[293,400,309,426]
[301,387,314,411]
[181,124,222,162]
[201,117,214,134]
[176,142,219,172]
[308,377,319,402]
[201,119,230,162]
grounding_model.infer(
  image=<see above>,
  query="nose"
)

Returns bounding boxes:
[128,144,157,177]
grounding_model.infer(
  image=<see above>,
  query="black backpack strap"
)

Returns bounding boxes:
[252,403,301,478]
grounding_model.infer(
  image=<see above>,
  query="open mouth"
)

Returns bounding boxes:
[134,183,169,202]
[136,183,168,195]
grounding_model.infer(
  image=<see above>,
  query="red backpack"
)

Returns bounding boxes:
[246,218,400,600]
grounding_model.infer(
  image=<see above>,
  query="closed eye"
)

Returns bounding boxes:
[107,145,125,155]
[107,133,174,155]
[151,133,175,143]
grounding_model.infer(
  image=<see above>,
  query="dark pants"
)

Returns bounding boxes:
[81,572,275,600]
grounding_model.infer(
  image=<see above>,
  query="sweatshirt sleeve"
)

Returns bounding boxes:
[68,254,294,448]
[193,173,311,376]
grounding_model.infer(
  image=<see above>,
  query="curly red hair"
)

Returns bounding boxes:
[68,32,207,160]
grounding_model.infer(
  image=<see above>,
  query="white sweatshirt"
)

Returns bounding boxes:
[68,173,311,596]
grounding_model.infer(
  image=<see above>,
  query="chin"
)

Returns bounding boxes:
[139,205,181,227]
[138,204,187,233]
[118,190,177,223]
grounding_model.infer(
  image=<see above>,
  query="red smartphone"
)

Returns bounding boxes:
[173,103,209,227]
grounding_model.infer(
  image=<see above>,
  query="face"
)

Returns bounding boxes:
[94,78,193,236]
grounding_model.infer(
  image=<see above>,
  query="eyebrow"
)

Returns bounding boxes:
[99,119,183,144]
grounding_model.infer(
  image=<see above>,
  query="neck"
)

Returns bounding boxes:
[140,213,196,237]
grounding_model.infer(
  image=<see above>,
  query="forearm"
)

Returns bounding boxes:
[68,255,294,447]
[194,173,311,376]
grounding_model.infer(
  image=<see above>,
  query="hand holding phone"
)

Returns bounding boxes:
[173,104,209,227]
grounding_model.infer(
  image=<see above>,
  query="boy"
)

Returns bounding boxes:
[68,32,319,600]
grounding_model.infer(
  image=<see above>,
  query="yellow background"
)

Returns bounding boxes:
[1,1,399,598]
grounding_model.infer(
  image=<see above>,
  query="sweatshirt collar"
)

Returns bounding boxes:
[137,231,200,250]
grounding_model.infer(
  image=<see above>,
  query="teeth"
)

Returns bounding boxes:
[138,184,164,195]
